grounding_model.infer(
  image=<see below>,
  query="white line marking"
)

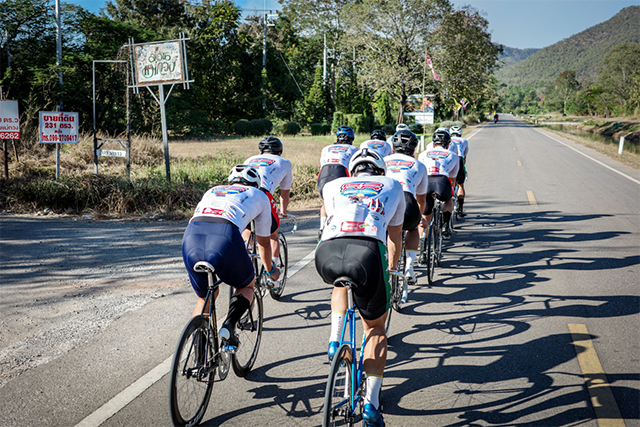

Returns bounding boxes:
[74,249,317,427]
[534,127,640,185]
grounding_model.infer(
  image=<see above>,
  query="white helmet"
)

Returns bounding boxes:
[349,148,387,176]
[449,126,463,137]
[396,123,409,132]
[228,164,261,188]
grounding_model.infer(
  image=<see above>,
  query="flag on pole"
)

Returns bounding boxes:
[460,98,468,110]
[425,54,440,81]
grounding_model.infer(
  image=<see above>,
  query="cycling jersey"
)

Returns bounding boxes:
[418,146,459,178]
[384,153,428,195]
[319,144,359,168]
[321,176,405,243]
[191,185,272,237]
[359,139,393,158]
[451,136,469,158]
[244,153,293,195]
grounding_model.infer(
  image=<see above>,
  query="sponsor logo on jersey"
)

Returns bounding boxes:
[427,151,449,159]
[365,141,384,149]
[341,221,366,232]
[340,181,384,199]
[386,160,414,171]
[248,158,276,167]
[211,185,248,196]
[202,207,225,216]
[328,146,349,153]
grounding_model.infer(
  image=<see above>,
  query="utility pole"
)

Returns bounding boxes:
[262,0,267,117]
[323,34,327,85]
[55,0,63,180]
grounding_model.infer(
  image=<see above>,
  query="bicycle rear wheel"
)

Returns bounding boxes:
[169,316,214,427]
[269,231,288,300]
[323,344,360,427]
[436,211,443,266]
[426,220,436,285]
[231,290,264,377]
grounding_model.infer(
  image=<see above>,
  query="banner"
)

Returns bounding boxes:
[39,111,79,144]
[0,100,20,140]
[425,54,440,81]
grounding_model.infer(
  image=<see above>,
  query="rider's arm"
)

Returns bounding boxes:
[416,193,428,227]
[280,189,290,216]
[387,224,403,271]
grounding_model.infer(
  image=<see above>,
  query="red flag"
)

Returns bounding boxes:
[425,54,440,81]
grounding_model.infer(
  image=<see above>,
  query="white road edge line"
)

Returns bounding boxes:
[74,249,317,427]
[533,127,640,186]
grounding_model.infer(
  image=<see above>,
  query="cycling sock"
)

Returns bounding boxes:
[365,375,383,408]
[443,211,452,225]
[405,250,417,270]
[222,294,251,332]
[458,197,465,210]
[272,257,279,268]
[329,312,345,342]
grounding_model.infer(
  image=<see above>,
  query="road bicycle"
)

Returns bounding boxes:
[168,261,263,427]
[423,194,444,285]
[385,271,407,334]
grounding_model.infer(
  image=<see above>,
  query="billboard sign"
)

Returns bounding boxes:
[0,100,20,140]
[134,41,184,86]
[39,111,79,144]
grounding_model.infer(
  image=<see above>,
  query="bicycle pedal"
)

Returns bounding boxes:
[222,344,237,354]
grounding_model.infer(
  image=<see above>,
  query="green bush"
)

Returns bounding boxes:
[234,119,251,136]
[273,120,301,136]
[331,111,345,133]
[211,120,228,134]
[439,120,465,130]
[249,119,267,136]
[310,123,331,136]
[382,124,395,136]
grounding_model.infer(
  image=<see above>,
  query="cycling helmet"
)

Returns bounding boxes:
[336,126,355,144]
[348,148,387,176]
[392,129,419,155]
[449,126,463,137]
[370,129,387,141]
[258,136,283,155]
[432,128,451,148]
[395,123,409,132]
[228,164,261,188]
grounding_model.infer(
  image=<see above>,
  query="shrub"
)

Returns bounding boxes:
[382,124,395,135]
[211,120,228,134]
[310,123,331,136]
[331,111,345,133]
[249,119,267,136]
[439,120,465,130]
[273,120,301,136]
[234,119,251,136]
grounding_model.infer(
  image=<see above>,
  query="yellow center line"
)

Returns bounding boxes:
[526,191,537,205]
[517,160,522,167]
[568,324,625,427]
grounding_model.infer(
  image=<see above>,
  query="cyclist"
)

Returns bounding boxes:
[360,129,393,158]
[386,123,409,144]
[449,126,469,217]
[317,126,359,239]
[181,165,281,348]
[316,148,404,427]
[417,128,459,238]
[244,136,293,276]
[384,129,428,303]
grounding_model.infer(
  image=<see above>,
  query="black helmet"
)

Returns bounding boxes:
[392,129,419,155]
[432,128,451,148]
[336,126,355,144]
[258,136,283,155]
[370,129,386,141]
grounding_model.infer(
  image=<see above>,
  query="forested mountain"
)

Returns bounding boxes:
[496,6,640,86]
[499,46,540,67]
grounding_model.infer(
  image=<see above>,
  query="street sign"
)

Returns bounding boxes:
[39,111,79,144]
[0,100,20,140]
[134,41,184,86]
[97,149,126,158]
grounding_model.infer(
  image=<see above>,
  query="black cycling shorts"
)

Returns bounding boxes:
[318,164,349,196]
[425,175,452,214]
[403,191,421,231]
[182,219,254,298]
[315,237,390,321]
[456,158,466,184]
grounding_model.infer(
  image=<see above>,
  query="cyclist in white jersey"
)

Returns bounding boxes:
[317,126,359,239]
[386,123,409,145]
[449,126,469,217]
[384,129,428,303]
[316,148,404,427]
[417,129,459,238]
[360,129,393,158]
[244,136,293,271]
[182,165,281,347]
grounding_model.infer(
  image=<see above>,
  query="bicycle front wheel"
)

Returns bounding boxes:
[323,344,359,427]
[231,290,264,377]
[169,316,214,427]
[269,231,288,300]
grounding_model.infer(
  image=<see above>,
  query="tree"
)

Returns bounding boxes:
[555,70,580,115]
[340,0,452,124]
[104,0,189,37]
[304,61,330,123]
[596,43,640,111]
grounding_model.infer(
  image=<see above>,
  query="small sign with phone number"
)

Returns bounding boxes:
[39,111,79,144]
[0,100,20,140]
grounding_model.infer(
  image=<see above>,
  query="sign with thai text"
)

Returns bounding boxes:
[0,100,20,140]
[39,111,79,143]
[97,149,126,158]
[134,41,184,85]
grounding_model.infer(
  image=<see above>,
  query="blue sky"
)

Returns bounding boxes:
[72,0,639,49]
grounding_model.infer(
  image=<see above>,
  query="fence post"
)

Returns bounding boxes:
[618,136,625,155]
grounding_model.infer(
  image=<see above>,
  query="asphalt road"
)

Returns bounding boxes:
[1,115,638,427]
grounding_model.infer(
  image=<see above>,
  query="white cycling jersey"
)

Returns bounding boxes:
[320,144,359,168]
[244,153,293,194]
[425,141,464,158]
[192,185,272,237]
[359,139,393,158]
[384,153,428,195]
[451,136,469,158]
[418,146,459,178]
[321,176,405,243]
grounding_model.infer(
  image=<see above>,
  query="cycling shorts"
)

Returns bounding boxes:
[318,164,349,196]
[182,219,254,298]
[403,191,421,231]
[261,187,280,234]
[425,175,452,214]
[456,158,466,184]
[315,236,390,321]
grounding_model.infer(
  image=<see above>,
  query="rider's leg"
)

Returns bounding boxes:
[361,314,387,408]
[328,286,347,359]
[220,280,255,345]
[191,287,220,317]
[270,229,280,260]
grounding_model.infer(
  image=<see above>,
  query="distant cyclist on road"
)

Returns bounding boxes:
[181,165,281,348]
[360,129,393,158]
[449,126,470,217]
[317,126,359,239]
[384,129,428,303]
[316,148,405,427]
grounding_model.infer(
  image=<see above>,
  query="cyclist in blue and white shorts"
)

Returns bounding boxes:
[449,126,469,217]
[182,165,281,347]
[316,149,405,427]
